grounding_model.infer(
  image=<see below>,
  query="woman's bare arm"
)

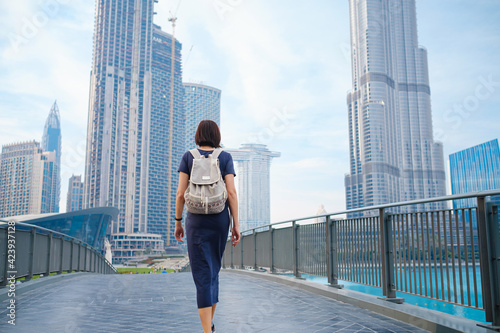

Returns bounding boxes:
[174,172,189,242]
[224,174,240,246]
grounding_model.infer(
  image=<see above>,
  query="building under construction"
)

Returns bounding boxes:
[84,0,184,259]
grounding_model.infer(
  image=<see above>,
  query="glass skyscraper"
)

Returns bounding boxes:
[225,144,280,232]
[84,0,184,251]
[183,82,221,151]
[449,139,500,209]
[344,0,446,213]
[42,101,61,212]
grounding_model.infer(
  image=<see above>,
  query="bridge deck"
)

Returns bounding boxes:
[0,271,428,332]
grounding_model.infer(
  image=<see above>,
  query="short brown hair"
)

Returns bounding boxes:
[195,120,221,148]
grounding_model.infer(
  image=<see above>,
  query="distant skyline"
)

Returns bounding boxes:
[0,0,499,223]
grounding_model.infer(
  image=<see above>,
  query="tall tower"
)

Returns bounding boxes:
[183,82,221,151]
[225,144,280,231]
[344,0,446,213]
[0,141,57,217]
[42,101,61,212]
[84,0,184,252]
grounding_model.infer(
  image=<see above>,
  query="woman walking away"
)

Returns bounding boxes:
[175,120,241,333]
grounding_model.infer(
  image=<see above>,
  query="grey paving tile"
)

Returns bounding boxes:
[0,272,429,332]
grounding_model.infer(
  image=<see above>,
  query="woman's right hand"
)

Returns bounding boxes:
[231,224,240,247]
[174,223,184,243]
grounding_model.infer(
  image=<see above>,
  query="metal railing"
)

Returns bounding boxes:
[1,219,116,286]
[222,190,500,327]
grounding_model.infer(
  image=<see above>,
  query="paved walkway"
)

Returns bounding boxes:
[0,271,428,332]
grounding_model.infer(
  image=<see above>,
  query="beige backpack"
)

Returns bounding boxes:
[184,148,227,214]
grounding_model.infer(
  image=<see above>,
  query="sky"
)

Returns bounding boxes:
[0,0,499,223]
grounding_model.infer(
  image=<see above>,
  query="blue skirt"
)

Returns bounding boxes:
[186,205,231,308]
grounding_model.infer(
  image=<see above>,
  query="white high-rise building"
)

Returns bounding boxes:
[0,141,57,217]
[344,0,446,213]
[225,144,280,231]
[67,174,83,212]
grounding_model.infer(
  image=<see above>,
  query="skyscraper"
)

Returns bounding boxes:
[183,82,221,151]
[0,141,57,217]
[449,139,500,209]
[344,0,446,212]
[225,144,280,231]
[42,100,61,212]
[84,0,184,254]
[66,174,83,212]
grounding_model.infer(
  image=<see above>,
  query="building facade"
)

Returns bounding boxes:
[0,141,57,217]
[183,82,221,151]
[67,174,83,212]
[344,0,446,213]
[225,144,280,232]
[42,100,62,213]
[83,0,184,253]
[449,139,500,209]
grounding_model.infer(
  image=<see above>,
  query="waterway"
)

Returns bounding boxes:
[288,268,486,323]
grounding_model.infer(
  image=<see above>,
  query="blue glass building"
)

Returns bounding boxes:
[42,101,61,213]
[147,25,185,246]
[449,139,500,209]
[183,83,221,151]
[5,207,118,251]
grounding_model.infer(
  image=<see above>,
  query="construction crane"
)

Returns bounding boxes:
[166,13,177,246]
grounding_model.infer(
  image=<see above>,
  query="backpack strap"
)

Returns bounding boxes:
[210,148,222,159]
[189,148,202,159]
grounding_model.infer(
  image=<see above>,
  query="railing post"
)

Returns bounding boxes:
[46,232,53,277]
[253,229,258,271]
[489,204,500,327]
[326,216,343,288]
[1,226,8,287]
[476,198,500,329]
[269,227,275,273]
[26,227,36,281]
[222,246,226,268]
[58,236,64,275]
[77,242,81,272]
[230,240,234,269]
[378,208,403,303]
[84,245,88,272]
[240,235,244,269]
[69,239,75,272]
[292,221,302,279]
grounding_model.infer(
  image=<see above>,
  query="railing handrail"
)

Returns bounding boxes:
[0,218,116,274]
[225,190,500,327]
[240,189,500,234]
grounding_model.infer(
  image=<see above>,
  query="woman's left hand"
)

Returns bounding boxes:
[174,223,184,243]
[231,224,240,247]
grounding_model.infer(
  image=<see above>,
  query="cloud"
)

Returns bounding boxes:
[1,0,498,222]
